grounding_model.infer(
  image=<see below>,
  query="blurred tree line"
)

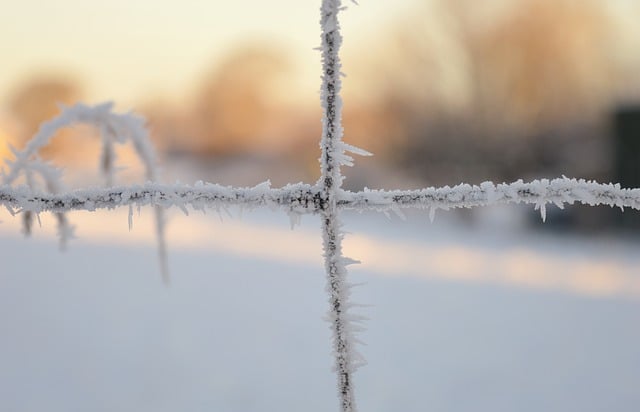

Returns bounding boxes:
[3,0,639,191]
[344,0,636,187]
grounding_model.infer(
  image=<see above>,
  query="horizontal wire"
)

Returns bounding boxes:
[2,178,639,216]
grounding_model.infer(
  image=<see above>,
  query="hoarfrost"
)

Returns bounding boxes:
[0,3,638,412]
[2,102,167,279]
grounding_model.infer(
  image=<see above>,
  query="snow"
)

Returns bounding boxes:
[0,209,639,412]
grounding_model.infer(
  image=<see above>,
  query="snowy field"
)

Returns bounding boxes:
[1,205,639,412]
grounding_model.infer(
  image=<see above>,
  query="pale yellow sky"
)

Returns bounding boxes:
[0,0,421,107]
[1,0,637,109]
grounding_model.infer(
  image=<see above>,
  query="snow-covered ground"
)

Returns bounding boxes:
[1,205,639,412]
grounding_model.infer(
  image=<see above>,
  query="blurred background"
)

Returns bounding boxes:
[1,0,640,227]
[1,0,640,411]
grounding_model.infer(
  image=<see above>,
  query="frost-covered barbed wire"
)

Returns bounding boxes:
[2,178,640,217]
[1,102,168,282]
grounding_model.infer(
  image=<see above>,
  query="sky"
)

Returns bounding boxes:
[0,0,420,106]
[1,0,638,108]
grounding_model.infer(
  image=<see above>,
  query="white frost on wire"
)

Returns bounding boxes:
[2,178,639,216]
[0,181,316,214]
[1,102,168,282]
[340,178,640,219]
[318,2,369,412]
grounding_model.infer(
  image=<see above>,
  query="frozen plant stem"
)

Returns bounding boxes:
[2,102,168,282]
[319,1,360,411]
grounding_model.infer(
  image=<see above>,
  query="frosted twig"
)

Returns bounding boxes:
[4,102,137,184]
[2,102,166,278]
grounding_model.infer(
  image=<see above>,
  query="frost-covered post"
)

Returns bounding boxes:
[319,1,365,411]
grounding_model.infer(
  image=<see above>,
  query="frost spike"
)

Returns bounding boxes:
[128,205,134,231]
[341,142,372,157]
[22,211,33,236]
